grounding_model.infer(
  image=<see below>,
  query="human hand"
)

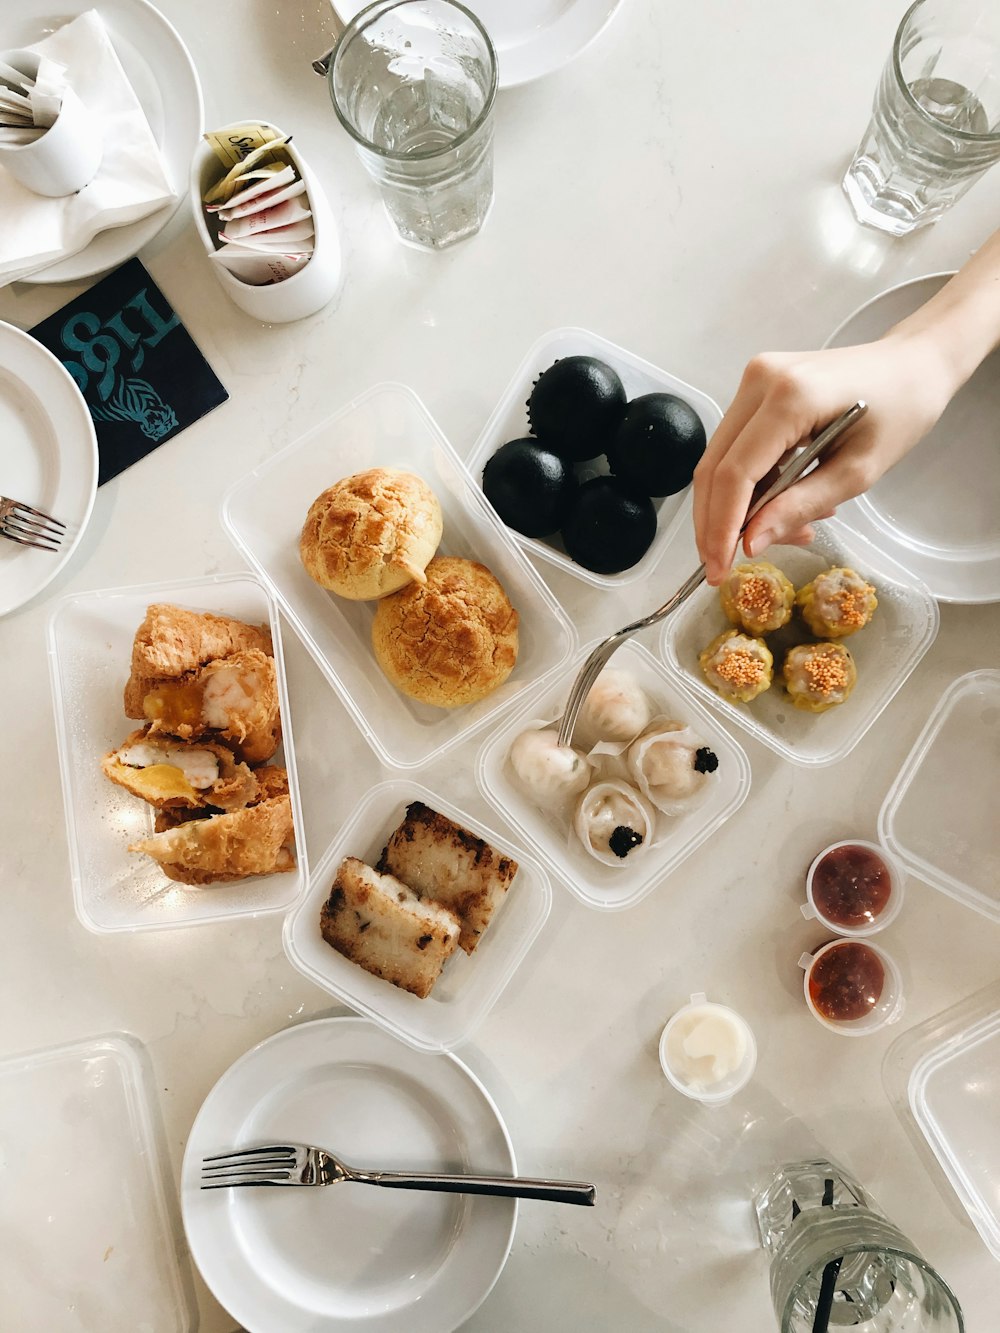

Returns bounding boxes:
[692,333,955,585]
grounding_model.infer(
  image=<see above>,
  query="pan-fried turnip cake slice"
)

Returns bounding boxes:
[320,856,461,999]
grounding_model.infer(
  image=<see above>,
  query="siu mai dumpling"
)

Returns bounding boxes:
[719,560,794,636]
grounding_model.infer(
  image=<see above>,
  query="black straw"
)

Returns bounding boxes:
[811,1179,843,1333]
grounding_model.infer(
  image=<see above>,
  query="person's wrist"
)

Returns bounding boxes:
[881,321,961,418]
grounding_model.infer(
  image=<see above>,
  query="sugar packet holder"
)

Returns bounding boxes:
[0,49,102,195]
[191,120,341,323]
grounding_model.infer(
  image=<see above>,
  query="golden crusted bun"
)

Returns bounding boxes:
[299,468,443,600]
[371,556,519,708]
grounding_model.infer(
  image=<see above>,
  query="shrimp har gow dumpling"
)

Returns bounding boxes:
[574,779,656,866]
[509,728,591,806]
[626,719,719,815]
[575,668,652,749]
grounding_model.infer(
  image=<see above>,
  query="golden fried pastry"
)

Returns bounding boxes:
[101,728,257,811]
[131,604,272,679]
[299,468,443,600]
[720,560,795,636]
[371,556,519,708]
[782,641,857,712]
[135,649,281,764]
[699,628,773,703]
[130,795,295,885]
[377,801,517,954]
[320,856,461,999]
[796,567,878,638]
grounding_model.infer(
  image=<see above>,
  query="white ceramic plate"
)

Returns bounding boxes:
[182,1017,516,1333]
[0,320,97,616]
[825,274,1000,604]
[8,0,203,284]
[329,0,625,88]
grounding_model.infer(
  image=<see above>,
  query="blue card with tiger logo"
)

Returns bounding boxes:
[30,258,228,486]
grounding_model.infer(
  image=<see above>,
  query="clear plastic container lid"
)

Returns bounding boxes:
[476,638,751,912]
[221,382,577,770]
[464,326,723,590]
[878,670,1000,922]
[47,573,308,934]
[0,1033,196,1331]
[884,980,1000,1261]
[661,521,939,767]
[283,780,552,1052]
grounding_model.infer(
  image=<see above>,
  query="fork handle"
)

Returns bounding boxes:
[349,1169,596,1206]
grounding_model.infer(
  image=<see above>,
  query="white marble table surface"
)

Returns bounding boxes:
[2,0,999,1328]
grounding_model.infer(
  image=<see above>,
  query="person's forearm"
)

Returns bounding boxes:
[890,226,1000,389]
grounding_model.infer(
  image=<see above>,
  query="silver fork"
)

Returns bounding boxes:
[0,496,66,552]
[201,1142,596,1205]
[556,401,869,747]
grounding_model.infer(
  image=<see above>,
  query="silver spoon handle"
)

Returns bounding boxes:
[349,1168,596,1205]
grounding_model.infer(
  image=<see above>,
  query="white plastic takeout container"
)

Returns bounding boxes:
[476,638,751,912]
[465,326,723,590]
[802,838,906,938]
[283,780,551,1053]
[878,669,1000,923]
[0,1032,196,1331]
[47,572,307,933]
[800,938,904,1037]
[661,521,939,767]
[884,980,1000,1261]
[222,383,577,770]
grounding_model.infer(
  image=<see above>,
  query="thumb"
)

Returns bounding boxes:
[742,451,870,555]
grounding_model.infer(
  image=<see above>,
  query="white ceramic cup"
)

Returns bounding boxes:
[0,51,102,197]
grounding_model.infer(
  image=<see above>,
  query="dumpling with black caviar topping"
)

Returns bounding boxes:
[795,566,877,638]
[626,720,720,815]
[719,560,795,636]
[573,779,656,866]
[574,667,652,749]
[783,641,857,712]
[509,727,591,807]
[699,629,773,704]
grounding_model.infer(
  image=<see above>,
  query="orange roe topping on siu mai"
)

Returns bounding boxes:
[804,648,849,696]
[737,576,776,616]
[716,646,766,688]
[834,587,870,628]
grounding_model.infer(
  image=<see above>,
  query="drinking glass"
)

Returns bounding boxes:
[754,1160,963,1331]
[843,0,1000,236]
[329,0,498,250]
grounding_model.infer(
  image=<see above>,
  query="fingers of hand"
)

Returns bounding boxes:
[740,448,874,554]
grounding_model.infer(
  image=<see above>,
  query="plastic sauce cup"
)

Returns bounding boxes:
[800,939,904,1037]
[802,838,906,937]
[659,992,757,1105]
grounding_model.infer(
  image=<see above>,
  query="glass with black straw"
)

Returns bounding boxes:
[753,1159,964,1331]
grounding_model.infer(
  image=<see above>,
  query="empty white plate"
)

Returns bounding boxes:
[825,273,1000,604]
[0,321,97,617]
[182,1017,516,1333]
[329,0,626,87]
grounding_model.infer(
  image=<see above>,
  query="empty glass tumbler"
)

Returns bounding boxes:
[843,0,1000,235]
[329,0,498,249]
[755,1160,963,1331]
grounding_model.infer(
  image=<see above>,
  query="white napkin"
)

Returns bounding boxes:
[0,9,174,286]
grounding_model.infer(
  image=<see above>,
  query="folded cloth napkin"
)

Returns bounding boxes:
[0,9,174,286]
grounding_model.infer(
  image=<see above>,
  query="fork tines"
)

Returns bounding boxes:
[200,1144,300,1189]
[0,497,66,552]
